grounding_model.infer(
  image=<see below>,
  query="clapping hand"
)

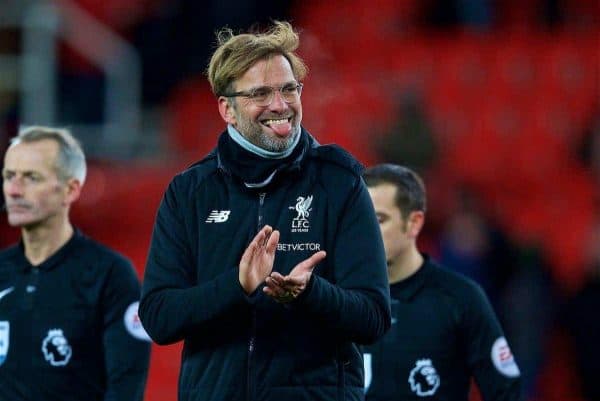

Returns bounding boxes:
[239,225,280,294]
[264,250,326,303]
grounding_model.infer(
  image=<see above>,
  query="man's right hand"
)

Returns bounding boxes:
[264,250,326,303]
[239,225,280,294]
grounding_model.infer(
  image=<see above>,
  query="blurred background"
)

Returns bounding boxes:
[0,0,598,400]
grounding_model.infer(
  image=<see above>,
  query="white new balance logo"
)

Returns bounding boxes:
[205,210,231,223]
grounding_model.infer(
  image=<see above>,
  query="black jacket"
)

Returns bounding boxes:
[0,230,151,401]
[140,128,391,401]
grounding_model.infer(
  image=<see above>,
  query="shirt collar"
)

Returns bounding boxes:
[16,229,81,272]
[390,254,431,301]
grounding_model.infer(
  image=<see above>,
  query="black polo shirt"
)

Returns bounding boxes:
[0,230,151,401]
[364,256,522,401]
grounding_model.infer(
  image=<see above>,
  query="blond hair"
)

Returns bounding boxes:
[207,21,308,96]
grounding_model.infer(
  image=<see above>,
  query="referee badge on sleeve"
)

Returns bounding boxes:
[491,336,520,377]
[124,301,151,342]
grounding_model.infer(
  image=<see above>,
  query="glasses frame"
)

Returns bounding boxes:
[221,83,303,106]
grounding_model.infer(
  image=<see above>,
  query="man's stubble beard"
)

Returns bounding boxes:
[232,101,301,152]
[241,120,301,152]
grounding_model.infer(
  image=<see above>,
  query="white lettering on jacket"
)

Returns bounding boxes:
[276,243,321,252]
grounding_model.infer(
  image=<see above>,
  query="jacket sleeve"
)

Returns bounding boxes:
[139,179,250,345]
[296,177,391,344]
[102,258,151,401]
[462,283,523,401]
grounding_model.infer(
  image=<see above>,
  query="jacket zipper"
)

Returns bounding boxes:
[257,192,266,230]
[247,317,256,401]
[248,192,266,401]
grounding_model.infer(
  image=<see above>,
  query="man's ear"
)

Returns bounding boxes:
[64,178,82,206]
[408,211,425,239]
[218,97,236,125]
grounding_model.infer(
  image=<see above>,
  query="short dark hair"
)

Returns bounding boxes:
[363,163,426,218]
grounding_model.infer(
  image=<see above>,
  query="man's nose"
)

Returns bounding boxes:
[4,179,24,197]
[268,89,289,110]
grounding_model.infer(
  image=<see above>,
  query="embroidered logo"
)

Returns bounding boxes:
[491,336,520,377]
[408,359,440,397]
[42,329,72,366]
[205,210,231,223]
[0,321,9,366]
[289,195,312,233]
[124,301,151,342]
[0,287,14,302]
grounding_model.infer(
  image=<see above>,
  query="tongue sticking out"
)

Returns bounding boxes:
[269,121,292,137]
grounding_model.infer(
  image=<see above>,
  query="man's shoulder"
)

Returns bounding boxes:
[169,152,219,191]
[0,243,19,256]
[0,244,20,267]
[425,259,487,301]
[75,233,134,271]
[307,141,364,177]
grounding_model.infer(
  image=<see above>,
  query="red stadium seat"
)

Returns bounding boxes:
[387,37,436,97]
[428,33,492,105]
[166,78,224,163]
[486,32,542,103]
[537,34,598,124]
[145,343,183,401]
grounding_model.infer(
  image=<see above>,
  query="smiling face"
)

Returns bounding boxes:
[2,139,77,229]
[218,54,302,152]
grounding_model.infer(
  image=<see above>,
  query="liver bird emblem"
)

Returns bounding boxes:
[290,195,313,220]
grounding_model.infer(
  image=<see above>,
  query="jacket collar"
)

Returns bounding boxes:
[215,127,316,189]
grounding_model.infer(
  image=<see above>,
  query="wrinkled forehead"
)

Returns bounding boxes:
[235,54,296,89]
[4,139,60,173]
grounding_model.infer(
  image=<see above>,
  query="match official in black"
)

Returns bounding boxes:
[0,126,151,401]
[363,164,522,401]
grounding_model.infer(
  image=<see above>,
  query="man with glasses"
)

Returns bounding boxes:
[139,21,391,401]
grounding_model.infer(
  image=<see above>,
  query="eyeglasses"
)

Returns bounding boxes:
[221,83,303,107]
